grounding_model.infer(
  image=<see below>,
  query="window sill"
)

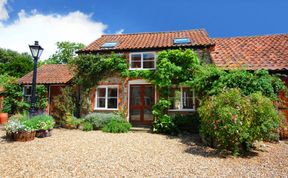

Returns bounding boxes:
[168,109,195,112]
[129,68,156,70]
[94,108,118,111]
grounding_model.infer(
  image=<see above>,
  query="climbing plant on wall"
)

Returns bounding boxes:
[71,49,287,142]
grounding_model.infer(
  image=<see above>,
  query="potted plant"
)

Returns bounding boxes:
[5,119,37,142]
[0,96,8,124]
[33,115,55,138]
[62,113,82,129]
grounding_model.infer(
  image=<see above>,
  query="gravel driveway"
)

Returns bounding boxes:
[0,128,287,177]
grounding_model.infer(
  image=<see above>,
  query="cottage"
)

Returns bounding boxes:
[19,29,288,125]
[18,64,73,115]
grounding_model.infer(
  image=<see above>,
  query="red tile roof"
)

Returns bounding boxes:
[211,34,288,70]
[18,64,73,84]
[81,29,214,52]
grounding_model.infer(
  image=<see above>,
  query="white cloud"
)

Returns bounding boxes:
[0,0,9,20]
[115,29,124,34]
[0,10,108,59]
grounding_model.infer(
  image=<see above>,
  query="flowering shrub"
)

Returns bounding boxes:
[84,112,123,129]
[5,114,55,134]
[198,89,281,155]
[5,120,25,134]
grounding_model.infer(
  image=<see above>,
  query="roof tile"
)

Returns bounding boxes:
[81,29,214,52]
[18,64,73,84]
[211,34,288,70]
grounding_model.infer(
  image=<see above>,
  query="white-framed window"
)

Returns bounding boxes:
[95,85,118,110]
[168,87,195,111]
[23,85,32,102]
[129,52,156,70]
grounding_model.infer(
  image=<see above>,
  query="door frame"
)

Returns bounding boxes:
[127,79,156,125]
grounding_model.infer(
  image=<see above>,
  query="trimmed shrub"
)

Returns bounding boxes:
[102,118,131,133]
[82,122,93,132]
[84,112,122,129]
[198,89,281,155]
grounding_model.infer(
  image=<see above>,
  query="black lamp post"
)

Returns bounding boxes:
[29,41,44,117]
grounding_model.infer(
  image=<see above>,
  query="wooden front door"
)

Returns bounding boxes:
[129,84,154,125]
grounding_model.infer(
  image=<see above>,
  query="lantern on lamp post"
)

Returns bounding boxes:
[28,41,44,117]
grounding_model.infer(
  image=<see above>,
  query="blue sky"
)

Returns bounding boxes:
[0,0,288,58]
[6,0,288,37]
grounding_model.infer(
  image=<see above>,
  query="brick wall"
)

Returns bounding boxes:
[90,48,209,120]
[280,77,288,123]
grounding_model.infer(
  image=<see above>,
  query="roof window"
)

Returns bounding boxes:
[101,42,117,48]
[173,38,191,45]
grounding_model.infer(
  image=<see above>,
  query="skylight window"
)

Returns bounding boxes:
[101,42,117,48]
[173,38,191,45]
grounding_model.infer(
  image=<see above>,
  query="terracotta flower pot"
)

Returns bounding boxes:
[14,131,36,142]
[0,112,8,124]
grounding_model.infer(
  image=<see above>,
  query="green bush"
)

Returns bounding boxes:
[84,112,123,129]
[32,114,55,130]
[63,114,82,128]
[5,114,55,133]
[21,118,39,131]
[173,113,200,133]
[82,122,93,131]
[198,89,281,155]
[152,115,178,134]
[189,66,286,101]
[102,118,131,133]
[151,99,178,134]
[52,86,76,124]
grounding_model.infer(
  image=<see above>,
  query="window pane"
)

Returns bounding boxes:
[143,53,155,61]
[144,109,153,121]
[169,88,181,109]
[97,88,106,97]
[131,54,141,68]
[97,98,105,108]
[182,88,194,109]
[183,97,194,109]
[24,86,32,95]
[108,98,117,109]
[131,61,141,68]
[108,88,117,97]
[143,61,155,68]
[131,86,141,105]
[144,86,153,106]
[130,109,140,121]
[131,54,141,61]
[182,88,193,98]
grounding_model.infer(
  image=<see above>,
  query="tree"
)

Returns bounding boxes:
[0,48,33,78]
[43,41,85,64]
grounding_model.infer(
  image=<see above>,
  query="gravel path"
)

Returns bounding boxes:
[0,128,287,177]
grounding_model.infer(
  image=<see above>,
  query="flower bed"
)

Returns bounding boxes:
[4,113,55,142]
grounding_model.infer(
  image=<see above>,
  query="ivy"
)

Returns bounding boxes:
[71,53,129,90]
[188,65,287,100]
[148,49,200,88]
[70,49,287,139]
